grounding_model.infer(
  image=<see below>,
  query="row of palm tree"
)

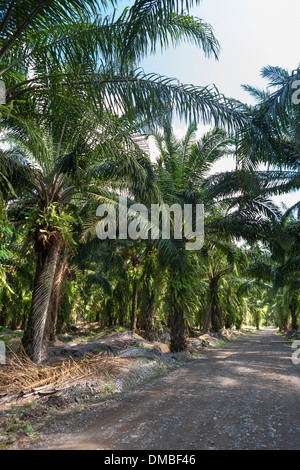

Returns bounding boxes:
[0,1,298,363]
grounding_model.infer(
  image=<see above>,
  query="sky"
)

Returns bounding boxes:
[140,0,300,207]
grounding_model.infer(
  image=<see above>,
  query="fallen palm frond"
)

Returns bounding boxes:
[0,345,131,397]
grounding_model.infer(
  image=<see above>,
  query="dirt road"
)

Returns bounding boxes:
[30,328,300,450]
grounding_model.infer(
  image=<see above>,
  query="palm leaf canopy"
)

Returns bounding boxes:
[0,0,249,143]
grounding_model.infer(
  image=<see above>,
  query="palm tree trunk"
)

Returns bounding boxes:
[131,280,138,332]
[22,233,62,363]
[167,269,188,352]
[0,289,9,327]
[170,304,187,352]
[208,277,222,333]
[118,305,126,326]
[211,303,222,332]
[144,292,155,341]
[46,251,68,343]
[203,300,212,334]
[0,305,7,327]
[290,301,298,331]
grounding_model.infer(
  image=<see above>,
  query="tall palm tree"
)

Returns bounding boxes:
[235,66,300,213]
[4,80,162,362]
[150,122,232,349]
[245,215,300,331]
[150,119,286,343]
[199,239,248,333]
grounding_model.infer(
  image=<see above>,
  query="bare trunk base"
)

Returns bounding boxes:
[131,281,138,333]
[170,307,187,352]
[21,234,63,363]
[144,293,155,342]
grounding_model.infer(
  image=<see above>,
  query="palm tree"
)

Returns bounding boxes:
[230,68,300,330]
[245,216,300,332]
[150,119,286,342]
[5,99,161,362]
[235,66,300,213]
[274,217,300,331]
[199,240,248,333]
[149,122,232,348]
[1,1,252,362]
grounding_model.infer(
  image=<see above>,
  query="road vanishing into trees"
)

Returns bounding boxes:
[30,328,300,450]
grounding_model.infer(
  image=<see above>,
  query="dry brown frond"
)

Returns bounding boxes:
[0,345,131,396]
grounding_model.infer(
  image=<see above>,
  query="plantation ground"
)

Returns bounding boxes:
[1,327,299,450]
